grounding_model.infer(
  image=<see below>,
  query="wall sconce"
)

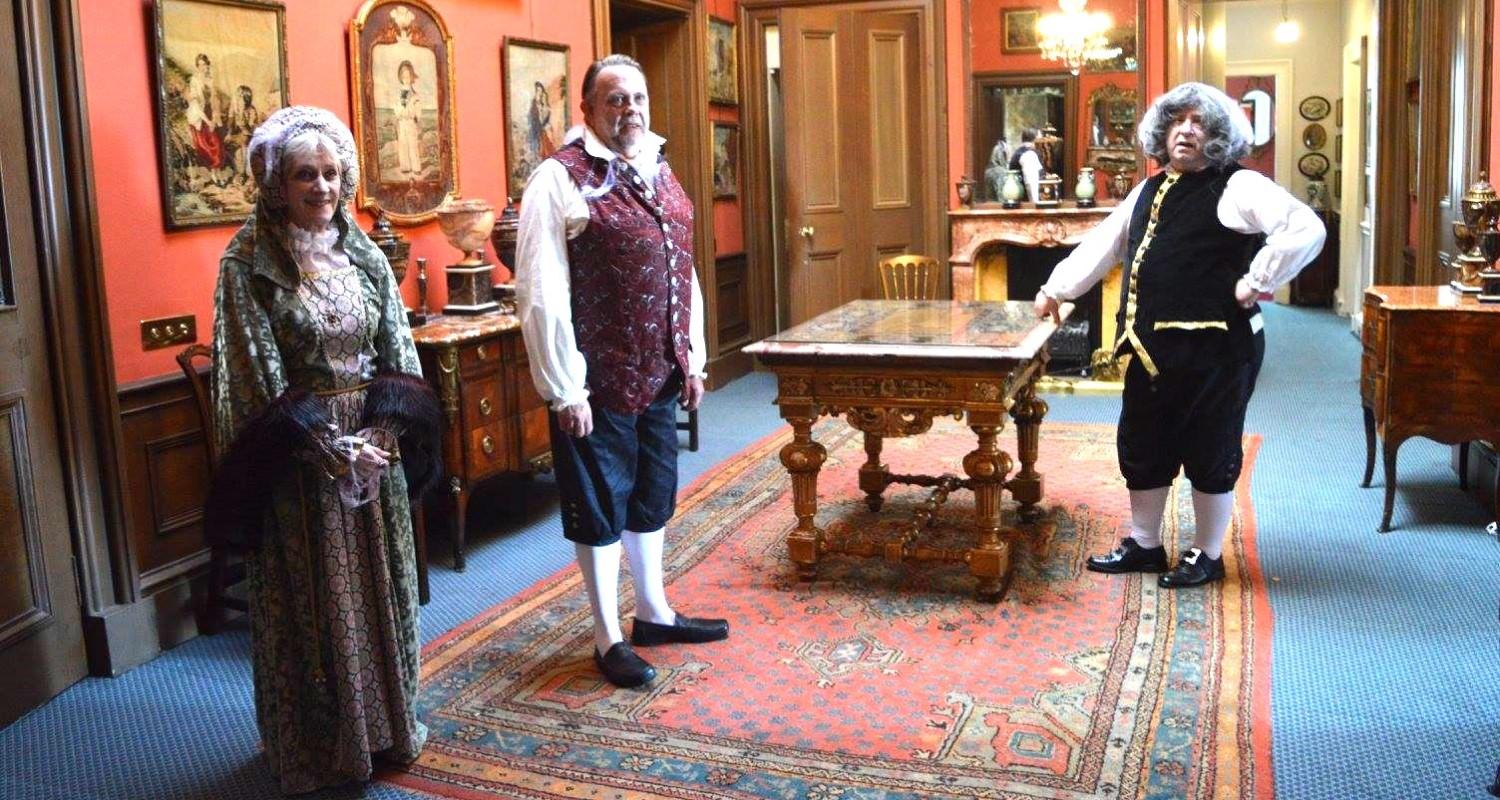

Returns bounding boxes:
[1273,0,1300,43]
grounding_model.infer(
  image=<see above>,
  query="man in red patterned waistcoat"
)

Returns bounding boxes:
[515,55,729,689]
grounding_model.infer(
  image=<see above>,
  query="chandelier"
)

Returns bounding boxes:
[1037,0,1121,75]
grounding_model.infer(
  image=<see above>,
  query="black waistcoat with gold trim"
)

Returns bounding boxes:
[1117,164,1262,372]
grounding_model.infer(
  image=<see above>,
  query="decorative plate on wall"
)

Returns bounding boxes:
[1298,152,1331,179]
[1298,95,1331,121]
[1302,123,1327,151]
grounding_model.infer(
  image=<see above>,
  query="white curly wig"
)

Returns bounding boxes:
[1137,82,1254,169]
[247,105,359,210]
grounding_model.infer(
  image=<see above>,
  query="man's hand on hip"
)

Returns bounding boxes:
[1234,278,1259,309]
[680,375,705,412]
[558,402,593,438]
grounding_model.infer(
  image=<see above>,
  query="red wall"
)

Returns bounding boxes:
[82,0,741,384]
[945,0,1165,208]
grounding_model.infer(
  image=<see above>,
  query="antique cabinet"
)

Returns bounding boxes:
[411,314,551,570]
[1359,286,1500,531]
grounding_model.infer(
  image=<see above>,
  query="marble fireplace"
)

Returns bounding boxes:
[949,204,1123,374]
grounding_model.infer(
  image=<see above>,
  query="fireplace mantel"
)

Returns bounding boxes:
[949,202,1117,301]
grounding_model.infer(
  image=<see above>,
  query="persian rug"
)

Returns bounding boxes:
[381,419,1273,800]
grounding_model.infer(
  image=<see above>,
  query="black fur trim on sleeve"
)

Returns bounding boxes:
[203,389,333,550]
[361,371,445,501]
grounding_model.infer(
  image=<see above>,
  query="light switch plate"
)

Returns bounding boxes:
[140,314,197,351]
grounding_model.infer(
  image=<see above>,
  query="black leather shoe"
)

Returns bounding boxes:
[1086,538,1169,574]
[631,615,730,646]
[1158,548,1225,588]
[593,643,657,688]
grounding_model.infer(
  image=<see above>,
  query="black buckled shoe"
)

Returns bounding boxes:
[594,642,657,688]
[1086,538,1169,574]
[631,615,730,646]
[1157,547,1225,588]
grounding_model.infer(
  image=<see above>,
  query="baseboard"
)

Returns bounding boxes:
[83,573,205,677]
[706,348,752,390]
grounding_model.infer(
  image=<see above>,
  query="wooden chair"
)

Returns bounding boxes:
[677,408,699,452]
[878,254,941,300]
[175,344,248,634]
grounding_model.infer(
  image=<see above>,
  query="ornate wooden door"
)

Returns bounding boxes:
[0,0,87,727]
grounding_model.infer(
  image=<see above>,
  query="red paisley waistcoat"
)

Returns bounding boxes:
[552,139,695,415]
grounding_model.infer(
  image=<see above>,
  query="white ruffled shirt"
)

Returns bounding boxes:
[514,125,708,411]
[1041,168,1326,301]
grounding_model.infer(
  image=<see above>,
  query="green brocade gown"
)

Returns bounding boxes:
[210,210,427,795]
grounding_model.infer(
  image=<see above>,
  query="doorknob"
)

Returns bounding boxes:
[800,226,815,237]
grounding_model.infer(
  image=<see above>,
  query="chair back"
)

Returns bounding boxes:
[878,254,940,300]
[175,344,217,464]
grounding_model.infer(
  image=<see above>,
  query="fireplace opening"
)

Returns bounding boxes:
[1003,245,1104,376]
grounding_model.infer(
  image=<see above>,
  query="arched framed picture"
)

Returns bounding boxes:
[349,0,459,225]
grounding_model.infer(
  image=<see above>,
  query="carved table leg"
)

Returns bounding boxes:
[450,476,469,571]
[1008,379,1049,523]
[1361,404,1376,488]
[1380,436,1402,533]
[964,418,1014,602]
[779,409,827,581]
[859,431,889,511]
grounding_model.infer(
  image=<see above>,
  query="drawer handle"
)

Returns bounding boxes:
[481,435,495,455]
[476,344,490,360]
[479,397,493,416]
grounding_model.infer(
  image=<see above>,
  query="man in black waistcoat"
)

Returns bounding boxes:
[1034,82,1325,587]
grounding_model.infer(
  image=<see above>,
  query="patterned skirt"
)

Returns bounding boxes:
[246,386,426,795]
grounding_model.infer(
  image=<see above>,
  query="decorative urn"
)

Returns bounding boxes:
[1452,172,1500,294]
[489,197,520,278]
[1001,170,1025,208]
[1074,167,1097,208]
[435,196,500,315]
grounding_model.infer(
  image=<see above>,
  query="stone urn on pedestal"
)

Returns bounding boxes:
[435,196,500,315]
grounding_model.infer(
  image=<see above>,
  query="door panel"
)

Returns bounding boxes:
[0,0,87,727]
[781,5,925,322]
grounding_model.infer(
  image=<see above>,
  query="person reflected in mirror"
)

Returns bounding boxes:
[514,55,728,690]
[207,105,441,794]
[1033,82,1325,589]
[984,139,1010,202]
[1010,126,1044,202]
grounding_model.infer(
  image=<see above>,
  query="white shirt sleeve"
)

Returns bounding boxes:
[515,160,592,411]
[1218,169,1328,293]
[1039,182,1144,301]
[688,265,707,378]
[1020,150,1043,202]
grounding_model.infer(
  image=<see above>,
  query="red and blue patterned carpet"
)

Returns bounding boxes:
[383,419,1272,800]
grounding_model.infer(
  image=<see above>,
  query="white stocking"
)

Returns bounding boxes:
[574,542,624,654]
[1128,487,1170,549]
[1190,489,1234,560]
[621,527,675,625]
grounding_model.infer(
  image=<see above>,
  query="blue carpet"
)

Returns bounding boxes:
[0,304,1495,799]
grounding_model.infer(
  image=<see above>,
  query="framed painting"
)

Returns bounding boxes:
[712,122,739,199]
[152,0,289,229]
[350,0,459,225]
[708,17,738,105]
[1002,8,1040,55]
[502,38,570,196]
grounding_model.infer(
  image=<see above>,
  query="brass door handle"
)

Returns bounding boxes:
[800,226,815,237]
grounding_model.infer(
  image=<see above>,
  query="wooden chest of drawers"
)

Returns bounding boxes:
[412,313,551,570]
[1359,286,1500,531]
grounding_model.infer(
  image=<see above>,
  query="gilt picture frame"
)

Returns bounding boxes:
[152,0,289,229]
[349,0,459,225]
[1002,8,1041,55]
[502,38,570,196]
[708,17,738,105]
[712,122,739,199]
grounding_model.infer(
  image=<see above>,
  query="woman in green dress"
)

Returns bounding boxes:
[207,105,437,795]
